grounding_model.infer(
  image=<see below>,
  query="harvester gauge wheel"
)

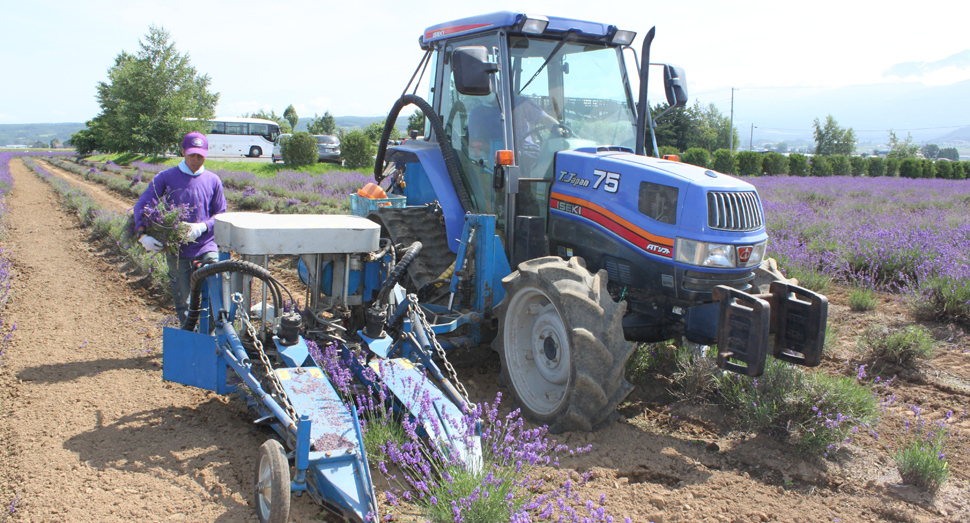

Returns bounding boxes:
[255,439,290,523]
[494,256,635,433]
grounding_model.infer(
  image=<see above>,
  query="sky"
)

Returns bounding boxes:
[2,0,969,134]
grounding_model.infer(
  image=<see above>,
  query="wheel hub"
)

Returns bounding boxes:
[504,286,571,415]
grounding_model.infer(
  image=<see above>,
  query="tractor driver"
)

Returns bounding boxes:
[134,131,227,328]
[468,93,558,175]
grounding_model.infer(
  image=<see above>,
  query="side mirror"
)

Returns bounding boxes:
[453,46,499,96]
[663,65,688,107]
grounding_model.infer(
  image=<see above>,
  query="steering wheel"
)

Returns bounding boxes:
[519,122,576,146]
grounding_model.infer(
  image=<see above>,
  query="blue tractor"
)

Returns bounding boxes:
[365,12,828,434]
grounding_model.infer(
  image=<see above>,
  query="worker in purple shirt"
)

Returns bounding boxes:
[134,131,227,328]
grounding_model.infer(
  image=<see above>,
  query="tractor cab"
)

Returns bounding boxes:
[416,12,649,249]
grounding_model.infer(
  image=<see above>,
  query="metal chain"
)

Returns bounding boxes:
[233,294,300,429]
[408,293,469,403]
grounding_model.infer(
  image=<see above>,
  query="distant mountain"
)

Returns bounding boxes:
[931,126,970,143]
[883,50,970,79]
[741,78,970,145]
[0,123,85,146]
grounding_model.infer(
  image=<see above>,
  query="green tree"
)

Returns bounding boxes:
[283,104,299,131]
[921,143,939,159]
[887,130,920,160]
[49,138,61,148]
[680,147,710,168]
[92,26,218,155]
[763,152,788,175]
[341,129,375,169]
[281,132,317,167]
[68,126,100,156]
[774,142,788,153]
[812,115,856,156]
[365,120,399,143]
[921,159,936,179]
[955,162,968,180]
[307,111,337,135]
[658,145,680,157]
[938,147,959,161]
[649,100,738,154]
[407,109,425,135]
[866,156,886,177]
[789,153,809,176]
[736,151,763,176]
[712,148,737,174]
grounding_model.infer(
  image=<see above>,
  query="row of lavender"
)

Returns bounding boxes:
[78,158,380,214]
[750,175,970,322]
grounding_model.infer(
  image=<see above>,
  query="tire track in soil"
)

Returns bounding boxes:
[0,159,332,522]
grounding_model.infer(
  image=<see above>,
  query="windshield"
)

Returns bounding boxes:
[508,36,637,151]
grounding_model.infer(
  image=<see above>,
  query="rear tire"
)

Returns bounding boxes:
[254,439,290,523]
[493,256,634,433]
[249,146,262,158]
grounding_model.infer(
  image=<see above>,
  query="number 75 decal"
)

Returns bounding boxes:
[592,169,620,193]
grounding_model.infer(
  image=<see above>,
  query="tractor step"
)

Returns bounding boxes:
[712,281,828,377]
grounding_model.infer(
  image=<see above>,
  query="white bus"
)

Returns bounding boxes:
[191,117,281,158]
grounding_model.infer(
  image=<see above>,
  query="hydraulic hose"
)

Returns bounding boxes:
[376,241,422,305]
[373,94,473,214]
[183,259,285,332]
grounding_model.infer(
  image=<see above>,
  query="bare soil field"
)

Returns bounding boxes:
[1,157,968,522]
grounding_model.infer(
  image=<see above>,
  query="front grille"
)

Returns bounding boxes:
[707,191,764,231]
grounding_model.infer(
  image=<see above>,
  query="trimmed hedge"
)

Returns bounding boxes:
[866,156,886,177]
[281,132,318,167]
[341,129,375,169]
[829,155,851,176]
[680,147,710,168]
[736,151,763,176]
[712,149,736,174]
[849,156,867,176]
[886,158,900,177]
[810,156,832,177]
[762,152,788,175]
[899,158,921,178]
[789,153,809,176]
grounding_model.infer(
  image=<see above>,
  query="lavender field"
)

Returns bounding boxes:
[750,175,970,322]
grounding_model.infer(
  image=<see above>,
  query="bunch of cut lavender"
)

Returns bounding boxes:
[132,195,191,255]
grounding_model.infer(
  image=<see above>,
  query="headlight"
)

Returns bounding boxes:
[674,239,768,269]
[675,238,735,268]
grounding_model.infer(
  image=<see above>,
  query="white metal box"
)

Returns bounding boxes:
[213,212,380,255]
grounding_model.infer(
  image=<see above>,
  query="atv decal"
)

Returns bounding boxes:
[550,192,674,258]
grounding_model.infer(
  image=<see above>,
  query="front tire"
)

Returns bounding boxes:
[254,439,290,523]
[249,146,262,158]
[493,256,634,433]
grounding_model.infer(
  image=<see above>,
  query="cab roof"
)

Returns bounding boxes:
[421,11,618,46]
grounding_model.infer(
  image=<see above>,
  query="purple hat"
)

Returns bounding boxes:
[182,132,208,157]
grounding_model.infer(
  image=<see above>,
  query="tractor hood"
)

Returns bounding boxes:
[550,147,767,266]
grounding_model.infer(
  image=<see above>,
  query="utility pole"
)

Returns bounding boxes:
[729,88,738,152]
[749,123,755,151]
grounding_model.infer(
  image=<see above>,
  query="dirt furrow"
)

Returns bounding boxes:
[0,159,326,522]
[36,159,135,213]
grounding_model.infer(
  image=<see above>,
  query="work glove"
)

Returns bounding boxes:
[139,234,163,253]
[185,222,207,242]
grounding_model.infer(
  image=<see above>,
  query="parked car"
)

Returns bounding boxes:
[271,133,291,163]
[314,135,341,164]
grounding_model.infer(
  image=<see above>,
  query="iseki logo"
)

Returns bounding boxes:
[738,246,753,263]
[557,201,582,216]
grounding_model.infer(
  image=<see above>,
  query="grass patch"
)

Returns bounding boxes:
[84,152,360,179]
[786,266,832,293]
[913,276,970,327]
[862,325,935,366]
[895,407,953,493]
[848,287,879,311]
[714,359,879,455]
